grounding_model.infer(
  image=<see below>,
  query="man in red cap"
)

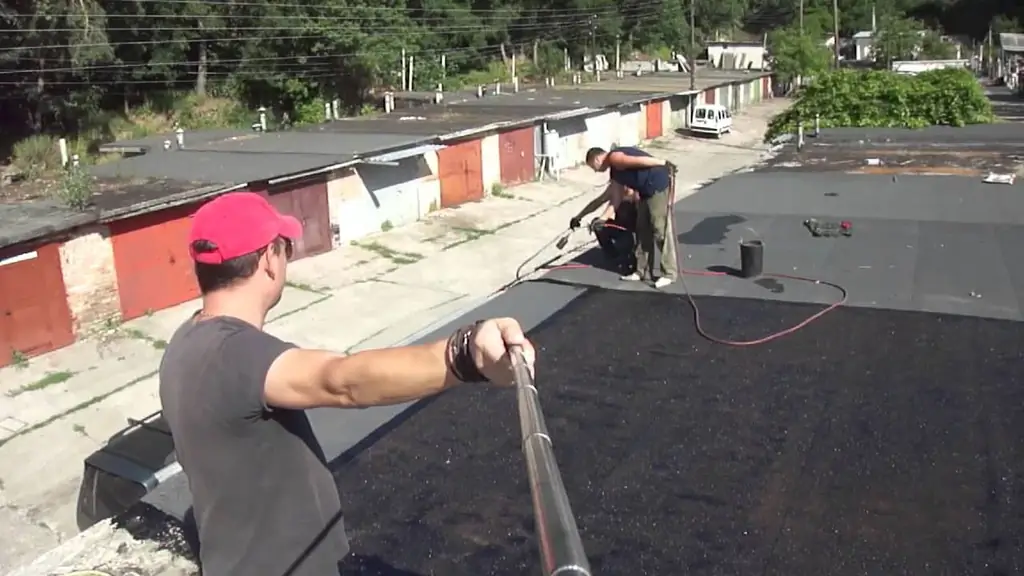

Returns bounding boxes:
[159,192,536,576]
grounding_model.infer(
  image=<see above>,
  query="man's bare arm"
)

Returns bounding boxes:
[263,340,458,410]
[573,187,611,221]
[598,184,625,220]
[607,151,667,170]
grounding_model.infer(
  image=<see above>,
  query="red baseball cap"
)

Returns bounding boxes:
[189,192,303,264]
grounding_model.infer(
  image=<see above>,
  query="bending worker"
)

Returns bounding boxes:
[159,192,536,576]
[578,145,678,288]
[568,182,638,273]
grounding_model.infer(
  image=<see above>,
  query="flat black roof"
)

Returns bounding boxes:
[765,124,1024,176]
[303,71,768,141]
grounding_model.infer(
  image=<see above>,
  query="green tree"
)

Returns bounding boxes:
[873,15,923,66]
[918,29,955,59]
[765,68,994,142]
[769,25,833,85]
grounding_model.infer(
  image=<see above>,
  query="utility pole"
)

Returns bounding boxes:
[588,14,597,75]
[987,25,994,79]
[615,34,621,75]
[689,0,696,90]
[832,0,841,66]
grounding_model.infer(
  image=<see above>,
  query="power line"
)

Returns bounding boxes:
[0,1,661,21]
[0,31,597,84]
[0,6,665,65]
[0,5,664,53]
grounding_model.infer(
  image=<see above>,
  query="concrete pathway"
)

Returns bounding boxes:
[0,97,791,576]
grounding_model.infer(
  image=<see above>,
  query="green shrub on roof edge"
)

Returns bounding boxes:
[764,68,996,143]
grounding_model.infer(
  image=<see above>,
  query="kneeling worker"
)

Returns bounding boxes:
[569,182,638,272]
[583,146,678,288]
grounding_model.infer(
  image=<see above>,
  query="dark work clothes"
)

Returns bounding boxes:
[613,200,638,231]
[608,146,670,198]
[596,202,637,262]
[159,315,349,576]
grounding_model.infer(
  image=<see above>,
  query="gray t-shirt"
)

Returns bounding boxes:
[159,315,349,576]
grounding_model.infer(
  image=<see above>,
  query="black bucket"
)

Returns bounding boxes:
[739,240,764,278]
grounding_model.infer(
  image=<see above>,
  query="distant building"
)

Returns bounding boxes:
[853,31,874,61]
[705,41,767,71]
[999,33,1024,89]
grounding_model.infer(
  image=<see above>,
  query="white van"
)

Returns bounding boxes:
[690,104,732,138]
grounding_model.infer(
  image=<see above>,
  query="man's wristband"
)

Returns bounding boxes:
[446,321,486,383]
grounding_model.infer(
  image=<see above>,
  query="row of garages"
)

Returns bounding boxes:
[0,75,772,367]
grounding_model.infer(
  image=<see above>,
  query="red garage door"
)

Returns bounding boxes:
[110,203,202,321]
[259,177,332,260]
[498,127,535,186]
[704,88,716,105]
[439,139,484,208]
[0,243,75,367]
[646,101,664,139]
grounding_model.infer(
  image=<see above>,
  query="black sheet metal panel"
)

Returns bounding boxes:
[137,281,589,522]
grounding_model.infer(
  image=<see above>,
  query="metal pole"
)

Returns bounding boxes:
[589,15,597,76]
[832,0,841,66]
[511,347,592,576]
[689,0,696,90]
[615,34,621,75]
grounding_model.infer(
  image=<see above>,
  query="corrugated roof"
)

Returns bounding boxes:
[1000,32,1024,52]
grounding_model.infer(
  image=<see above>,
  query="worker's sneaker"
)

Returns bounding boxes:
[654,277,674,289]
[620,272,642,282]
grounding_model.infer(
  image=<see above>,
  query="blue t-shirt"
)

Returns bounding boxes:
[608,146,670,198]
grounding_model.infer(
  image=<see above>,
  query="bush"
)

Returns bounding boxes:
[11,135,61,178]
[294,97,329,125]
[764,68,995,142]
[56,163,94,210]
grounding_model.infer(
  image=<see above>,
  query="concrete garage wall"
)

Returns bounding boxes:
[326,154,441,244]
[616,105,642,146]
[660,100,672,137]
[585,111,619,151]
[668,94,692,129]
[10,75,772,355]
[480,134,501,194]
[549,116,589,169]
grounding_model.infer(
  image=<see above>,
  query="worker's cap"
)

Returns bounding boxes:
[188,192,303,265]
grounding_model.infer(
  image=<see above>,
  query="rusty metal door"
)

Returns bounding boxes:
[439,139,484,207]
[0,243,76,366]
[110,203,202,321]
[704,88,716,105]
[498,127,535,186]
[646,102,664,139]
[266,177,332,260]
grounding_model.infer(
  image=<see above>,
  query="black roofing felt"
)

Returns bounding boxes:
[320,288,1024,575]
[89,149,353,189]
[97,129,252,153]
[117,286,1024,576]
[0,200,97,250]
